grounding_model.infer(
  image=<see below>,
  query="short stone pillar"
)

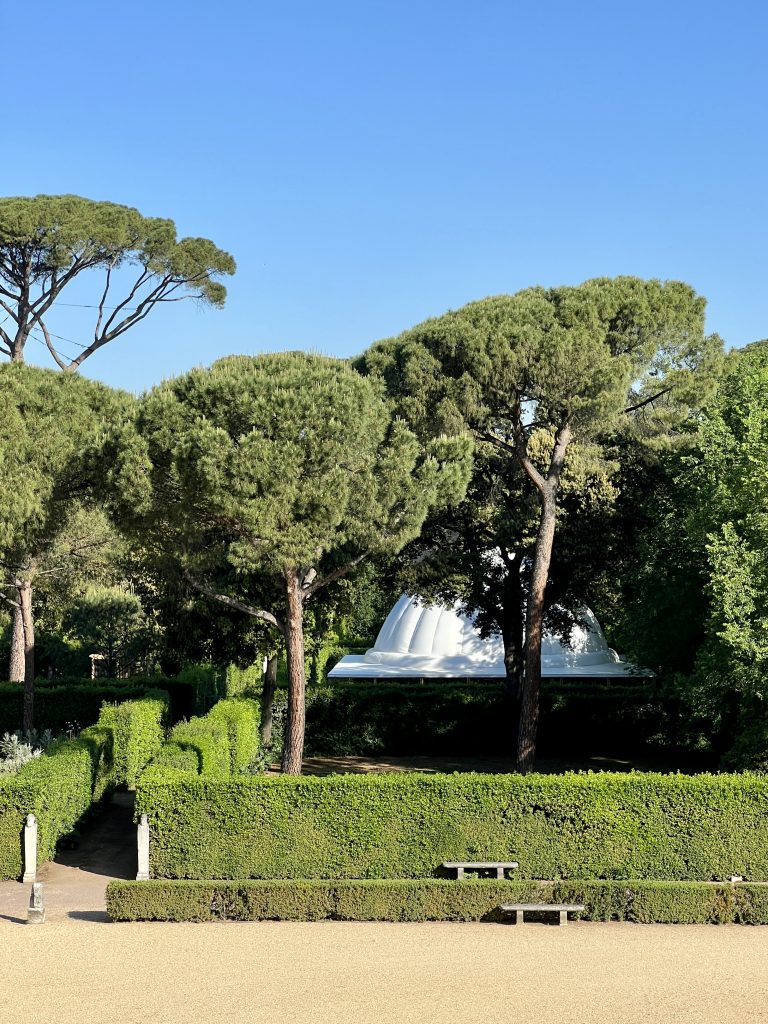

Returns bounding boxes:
[136,814,150,881]
[22,814,37,884]
[28,882,45,924]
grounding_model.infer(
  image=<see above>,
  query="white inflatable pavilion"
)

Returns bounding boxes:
[328,594,648,679]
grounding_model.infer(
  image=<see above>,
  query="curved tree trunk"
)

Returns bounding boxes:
[515,420,571,774]
[516,496,557,772]
[261,652,278,748]
[9,602,25,683]
[19,582,35,734]
[280,568,306,775]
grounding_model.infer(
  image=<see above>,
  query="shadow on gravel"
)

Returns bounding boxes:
[68,910,111,922]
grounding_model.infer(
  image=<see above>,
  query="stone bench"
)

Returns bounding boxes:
[500,902,585,926]
[442,861,519,879]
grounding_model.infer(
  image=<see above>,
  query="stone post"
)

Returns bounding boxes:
[28,882,44,924]
[136,814,150,881]
[22,813,37,884]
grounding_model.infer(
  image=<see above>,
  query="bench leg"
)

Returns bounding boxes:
[456,867,464,879]
[559,910,568,926]
[496,867,505,879]
[516,909,524,926]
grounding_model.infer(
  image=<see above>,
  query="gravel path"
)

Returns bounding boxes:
[1,919,767,1023]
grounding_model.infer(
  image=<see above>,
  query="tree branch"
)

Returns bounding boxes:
[303,553,368,599]
[624,387,674,414]
[184,570,285,635]
[38,319,67,370]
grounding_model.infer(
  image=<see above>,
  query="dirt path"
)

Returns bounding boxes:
[0,791,136,924]
[2,919,767,1024]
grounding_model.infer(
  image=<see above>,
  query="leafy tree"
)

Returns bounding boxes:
[0,195,235,369]
[0,364,127,728]
[358,277,720,771]
[65,583,159,678]
[123,353,472,772]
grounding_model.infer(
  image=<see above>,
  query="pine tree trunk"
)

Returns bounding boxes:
[9,602,25,683]
[516,495,557,773]
[280,568,306,775]
[515,420,571,774]
[261,653,278,748]
[19,582,35,734]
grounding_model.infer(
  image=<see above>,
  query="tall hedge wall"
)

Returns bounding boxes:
[0,732,109,879]
[98,693,168,789]
[148,698,260,778]
[301,680,682,757]
[135,770,768,881]
[0,678,193,734]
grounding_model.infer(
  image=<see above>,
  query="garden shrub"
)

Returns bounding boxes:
[0,678,193,735]
[148,698,260,778]
[105,878,768,924]
[0,731,110,879]
[135,770,768,881]
[300,680,677,757]
[97,692,168,788]
[208,699,260,773]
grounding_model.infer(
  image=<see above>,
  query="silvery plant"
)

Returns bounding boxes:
[0,730,52,774]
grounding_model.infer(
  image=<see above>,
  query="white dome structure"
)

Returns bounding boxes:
[328,595,647,679]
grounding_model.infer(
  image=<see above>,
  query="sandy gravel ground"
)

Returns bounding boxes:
[2,918,768,1024]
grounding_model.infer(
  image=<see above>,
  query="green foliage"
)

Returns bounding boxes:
[98,693,168,788]
[0,195,235,368]
[135,771,768,881]
[300,680,674,757]
[0,679,193,735]
[0,731,110,878]
[152,698,261,778]
[105,877,768,924]
[208,699,260,774]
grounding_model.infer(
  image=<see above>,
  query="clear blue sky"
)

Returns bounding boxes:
[5,0,767,392]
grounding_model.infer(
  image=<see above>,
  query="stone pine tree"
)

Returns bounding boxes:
[0,363,127,729]
[126,353,472,773]
[359,277,720,771]
[0,195,235,369]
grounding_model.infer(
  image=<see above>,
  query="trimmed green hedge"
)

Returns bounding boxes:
[301,680,678,757]
[0,731,110,879]
[0,694,170,879]
[105,878,768,924]
[0,678,193,734]
[149,698,260,778]
[135,770,768,882]
[98,692,168,789]
[208,699,260,774]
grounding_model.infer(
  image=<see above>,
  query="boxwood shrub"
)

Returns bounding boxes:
[135,770,768,881]
[0,731,110,879]
[105,878,768,924]
[98,692,168,788]
[149,698,261,778]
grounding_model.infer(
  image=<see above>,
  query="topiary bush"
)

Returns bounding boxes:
[135,770,768,882]
[97,692,168,789]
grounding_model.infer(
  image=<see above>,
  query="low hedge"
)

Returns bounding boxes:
[105,878,768,924]
[0,731,110,879]
[135,770,768,881]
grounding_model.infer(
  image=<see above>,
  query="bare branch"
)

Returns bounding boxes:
[38,319,67,370]
[624,387,674,414]
[184,570,285,635]
[303,553,368,598]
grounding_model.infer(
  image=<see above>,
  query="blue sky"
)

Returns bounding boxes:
[4,1,768,392]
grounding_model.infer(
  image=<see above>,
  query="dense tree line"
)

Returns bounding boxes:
[0,192,763,772]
